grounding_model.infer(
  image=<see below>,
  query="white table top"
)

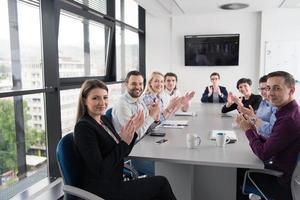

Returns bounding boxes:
[130,103,264,169]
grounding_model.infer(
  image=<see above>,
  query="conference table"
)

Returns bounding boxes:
[129,103,264,200]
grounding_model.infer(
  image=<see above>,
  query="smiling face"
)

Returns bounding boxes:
[267,76,295,109]
[84,88,108,118]
[126,75,144,98]
[165,76,177,92]
[238,83,252,97]
[150,74,164,94]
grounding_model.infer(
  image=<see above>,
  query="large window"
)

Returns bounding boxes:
[0,1,47,199]
[0,0,145,199]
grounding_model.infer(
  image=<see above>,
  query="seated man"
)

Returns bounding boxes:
[201,72,228,103]
[112,71,160,176]
[236,71,300,200]
[238,75,277,138]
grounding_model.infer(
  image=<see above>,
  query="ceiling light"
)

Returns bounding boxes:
[219,3,249,10]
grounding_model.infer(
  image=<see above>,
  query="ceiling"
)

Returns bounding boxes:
[135,0,300,16]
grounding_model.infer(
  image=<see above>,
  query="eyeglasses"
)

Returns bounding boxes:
[258,87,267,91]
[265,86,282,92]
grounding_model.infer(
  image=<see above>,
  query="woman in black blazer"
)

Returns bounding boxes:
[201,72,228,103]
[74,79,176,200]
[221,78,262,113]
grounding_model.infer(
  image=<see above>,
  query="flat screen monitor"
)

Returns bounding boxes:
[184,34,239,66]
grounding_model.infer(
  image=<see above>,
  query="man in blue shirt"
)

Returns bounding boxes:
[238,75,277,137]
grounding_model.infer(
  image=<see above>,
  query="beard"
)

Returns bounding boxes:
[128,88,142,98]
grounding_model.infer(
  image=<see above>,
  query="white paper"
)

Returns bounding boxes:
[175,111,196,116]
[210,130,237,141]
[162,120,189,126]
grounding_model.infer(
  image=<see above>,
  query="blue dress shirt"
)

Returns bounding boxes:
[256,99,277,137]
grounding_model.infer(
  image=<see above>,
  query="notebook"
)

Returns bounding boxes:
[210,130,238,141]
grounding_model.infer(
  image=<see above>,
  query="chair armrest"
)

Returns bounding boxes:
[124,161,139,179]
[247,169,283,177]
[63,185,104,200]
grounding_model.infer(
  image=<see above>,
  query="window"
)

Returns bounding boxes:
[116,27,139,80]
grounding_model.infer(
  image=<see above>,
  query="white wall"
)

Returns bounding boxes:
[146,12,261,101]
[260,8,300,102]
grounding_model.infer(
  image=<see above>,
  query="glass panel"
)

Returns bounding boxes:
[107,83,124,108]
[0,94,47,199]
[60,89,80,135]
[89,21,106,76]
[58,12,107,78]
[0,0,12,91]
[116,26,139,81]
[115,0,138,28]
[0,1,43,92]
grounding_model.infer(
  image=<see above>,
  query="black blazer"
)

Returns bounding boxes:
[201,86,228,103]
[221,94,262,113]
[74,114,137,199]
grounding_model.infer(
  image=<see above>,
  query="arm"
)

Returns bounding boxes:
[201,87,210,103]
[246,117,298,161]
[219,87,228,103]
[221,102,237,113]
[256,110,276,138]
[74,121,131,176]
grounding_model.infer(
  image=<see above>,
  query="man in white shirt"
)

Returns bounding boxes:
[112,70,160,139]
[112,71,160,176]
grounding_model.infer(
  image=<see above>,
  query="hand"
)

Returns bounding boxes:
[167,96,182,113]
[237,105,255,118]
[120,118,136,144]
[236,114,255,132]
[232,95,243,107]
[214,86,221,95]
[132,110,145,129]
[148,99,161,121]
[181,91,195,105]
[227,92,234,104]
[208,86,213,96]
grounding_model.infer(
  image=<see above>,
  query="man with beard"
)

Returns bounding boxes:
[112,70,160,139]
[112,71,160,176]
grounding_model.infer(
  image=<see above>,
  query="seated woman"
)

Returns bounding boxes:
[74,79,176,200]
[222,78,262,113]
[201,72,228,103]
[143,71,182,121]
[162,72,195,112]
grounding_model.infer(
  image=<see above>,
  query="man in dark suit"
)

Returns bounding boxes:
[201,72,228,103]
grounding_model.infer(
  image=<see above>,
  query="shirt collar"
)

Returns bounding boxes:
[275,100,298,117]
[124,91,140,104]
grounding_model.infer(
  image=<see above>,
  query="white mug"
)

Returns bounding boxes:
[186,134,201,149]
[216,132,230,147]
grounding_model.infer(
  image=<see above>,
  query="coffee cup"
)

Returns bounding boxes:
[186,134,201,149]
[216,132,230,147]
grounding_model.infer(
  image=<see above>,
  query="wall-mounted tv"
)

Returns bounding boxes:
[184,34,239,66]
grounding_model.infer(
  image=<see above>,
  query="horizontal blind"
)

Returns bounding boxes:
[73,0,106,14]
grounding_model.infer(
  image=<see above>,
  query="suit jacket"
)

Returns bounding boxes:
[74,113,137,199]
[201,85,228,103]
[221,94,262,113]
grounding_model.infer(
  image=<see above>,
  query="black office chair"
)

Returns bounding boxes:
[242,153,300,200]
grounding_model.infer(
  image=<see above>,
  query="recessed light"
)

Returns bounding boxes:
[219,3,249,10]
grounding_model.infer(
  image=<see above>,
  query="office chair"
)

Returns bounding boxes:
[56,133,104,200]
[242,153,300,200]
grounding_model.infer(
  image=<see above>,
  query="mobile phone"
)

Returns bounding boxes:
[155,138,168,144]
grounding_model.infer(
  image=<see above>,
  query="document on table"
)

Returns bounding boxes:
[210,130,238,141]
[161,120,188,128]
